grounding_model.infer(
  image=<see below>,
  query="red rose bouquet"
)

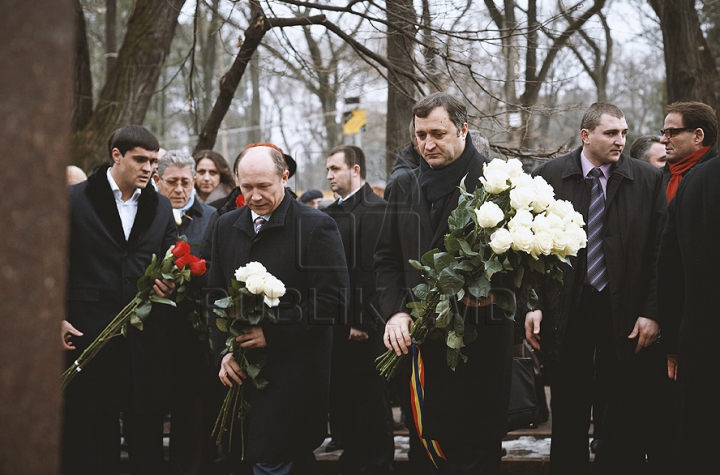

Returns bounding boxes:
[61,239,207,390]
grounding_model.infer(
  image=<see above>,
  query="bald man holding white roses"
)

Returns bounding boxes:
[525,102,671,475]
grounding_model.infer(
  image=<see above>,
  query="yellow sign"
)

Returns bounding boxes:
[343,109,366,135]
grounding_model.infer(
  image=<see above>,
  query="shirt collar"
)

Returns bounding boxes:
[107,167,141,203]
[251,210,272,222]
[338,183,363,203]
[580,151,612,179]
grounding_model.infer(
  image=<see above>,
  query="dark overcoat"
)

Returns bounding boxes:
[660,144,718,192]
[374,142,514,443]
[323,183,387,372]
[65,164,177,413]
[657,158,720,469]
[207,190,349,463]
[532,148,666,361]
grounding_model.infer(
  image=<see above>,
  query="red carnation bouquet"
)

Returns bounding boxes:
[61,239,207,390]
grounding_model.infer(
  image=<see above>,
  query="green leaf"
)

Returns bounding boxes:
[513,265,525,288]
[438,267,464,295]
[214,296,234,309]
[412,283,430,301]
[406,301,427,319]
[149,295,176,307]
[161,272,175,280]
[409,259,428,272]
[246,363,263,380]
[468,276,491,298]
[528,256,545,274]
[248,311,263,326]
[135,301,152,321]
[458,239,478,257]
[421,248,440,267]
[253,376,269,390]
[433,252,456,271]
[130,312,144,331]
[484,258,504,280]
[446,330,464,349]
[463,326,478,344]
[444,234,461,254]
[435,298,453,328]
[215,318,228,333]
[455,260,475,273]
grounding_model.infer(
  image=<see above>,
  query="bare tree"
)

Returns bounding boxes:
[564,10,613,102]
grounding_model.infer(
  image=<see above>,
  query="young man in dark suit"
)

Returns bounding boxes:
[525,103,669,474]
[208,145,349,475]
[376,92,513,474]
[324,145,394,474]
[62,125,177,474]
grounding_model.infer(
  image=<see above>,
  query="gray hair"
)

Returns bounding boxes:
[469,130,491,157]
[630,135,662,162]
[157,150,196,177]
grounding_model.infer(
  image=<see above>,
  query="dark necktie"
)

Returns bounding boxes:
[586,167,609,291]
[253,217,266,234]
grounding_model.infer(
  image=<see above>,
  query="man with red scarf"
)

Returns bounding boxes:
[659,101,718,201]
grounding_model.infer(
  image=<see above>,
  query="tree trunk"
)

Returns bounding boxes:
[649,0,720,110]
[248,53,262,144]
[201,0,220,124]
[385,0,417,179]
[195,5,269,152]
[71,0,93,133]
[0,1,73,474]
[106,0,117,79]
[71,0,186,170]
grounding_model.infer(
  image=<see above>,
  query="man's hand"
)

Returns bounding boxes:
[383,312,413,356]
[236,326,267,349]
[525,310,543,350]
[61,320,83,350]
[219,353,246,387]
[628,316,659,354]
[667,354,678,381]
[348,327,369,341]
[152,278,176,299]
[460,292,494,308]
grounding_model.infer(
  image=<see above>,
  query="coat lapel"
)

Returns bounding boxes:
[85,164,126,247]
[127,184,159,250]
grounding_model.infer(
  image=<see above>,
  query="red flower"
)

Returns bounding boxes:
[189,258,207,276]
[235,194,246,209]
[174,254,193,270]
[171,241,191,258]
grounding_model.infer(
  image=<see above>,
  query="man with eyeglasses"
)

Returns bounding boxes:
[659,101,718,201]
[154,150,218,473]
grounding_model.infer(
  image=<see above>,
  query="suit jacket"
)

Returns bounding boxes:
[374,142,513,443]
[66,164,177,413]
[207,190,349,463]
[532,148,666,361]
[324,183,387,372]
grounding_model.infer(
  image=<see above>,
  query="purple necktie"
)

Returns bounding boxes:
[253,217,266,234]
[586,167,608,291]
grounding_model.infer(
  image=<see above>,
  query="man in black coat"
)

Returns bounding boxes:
[208,145,349,474]
[525,103,669,474]
[376,92,513,474]
[659,101,718,200]
[154,150,218,474]
[657,157,720,473]
[324,145,394,474]
[61,126,177,474]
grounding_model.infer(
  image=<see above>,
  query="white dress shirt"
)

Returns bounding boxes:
[107,168,141,240]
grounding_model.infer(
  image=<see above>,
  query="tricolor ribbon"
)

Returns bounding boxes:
[410,343,446,468]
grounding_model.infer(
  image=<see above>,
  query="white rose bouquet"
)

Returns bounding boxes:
[376,158,586,379]
[211,262,286,458]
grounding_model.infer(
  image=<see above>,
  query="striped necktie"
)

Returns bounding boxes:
[253,217,266,234]
[586,167,609,291]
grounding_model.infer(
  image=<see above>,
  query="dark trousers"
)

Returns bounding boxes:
[330,370,394,475]
[61,407,165,475]
[549,286,673,475]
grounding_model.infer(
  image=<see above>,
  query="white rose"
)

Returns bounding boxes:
[510,173,533,189]
[234,261,267,282]
[532,176,555,212]
[510,185,535,210]
[564,226,587,257]
[545,213,564,231]
[510,226,534,253]
[475,201,505,228]
[550,228,569,255]
[531,214,550,233]
[484,158,510,174]
[548,199,574,220]
[245,274,266,295]
[531,231,554,259]
[262,274,286,303]
[489,228,513,254]
[565,211,585,227]
[506,158,525,178]
[508,209,534,230]
[480,169,510,194]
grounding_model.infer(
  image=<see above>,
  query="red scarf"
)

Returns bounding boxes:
[235,193,246,209]
[666,145,710,201]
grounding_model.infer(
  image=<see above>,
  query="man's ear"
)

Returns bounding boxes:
[111,147,122,165]
[153,174,160,184]
[695,128,705,146]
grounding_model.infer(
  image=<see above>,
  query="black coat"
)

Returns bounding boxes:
[374,141,513,443]
[660,144,718,193]
[532,148,666,361]
[65,164,177,413]
[207,190,349,463]
[324,183,387,372]
[657,157,720,469]
[178,197,215,253]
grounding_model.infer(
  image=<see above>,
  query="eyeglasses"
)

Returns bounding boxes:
[660,127,696,138]
[161,178,193,188]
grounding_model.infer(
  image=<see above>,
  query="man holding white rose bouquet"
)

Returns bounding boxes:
[525,103,671,474]
[207,144,349,474]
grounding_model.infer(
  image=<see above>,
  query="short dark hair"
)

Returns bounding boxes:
[235,144,286,178]
[580,102,625,132]
[630,135,662,162]
[193,149,234,187]
[666,101,718,146]
[109,125,159,156]
[327,144,367,180]
[413,92,468,137]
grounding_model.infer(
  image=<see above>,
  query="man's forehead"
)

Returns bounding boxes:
[595,114,627,130]
[415,107,455,130]
[163,164,194,177]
